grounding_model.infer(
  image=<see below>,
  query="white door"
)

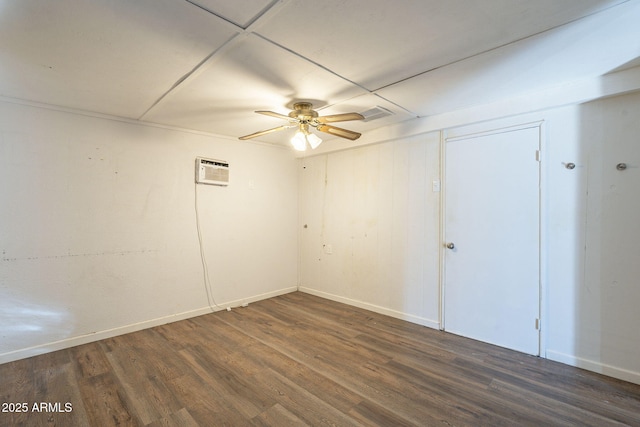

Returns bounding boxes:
[444,125,541,355]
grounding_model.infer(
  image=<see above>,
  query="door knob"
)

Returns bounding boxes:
[446,242,455,250]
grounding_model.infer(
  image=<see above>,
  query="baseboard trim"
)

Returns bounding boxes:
[546,350,640,385]
[298,287,440,330]
[0,286,297,365]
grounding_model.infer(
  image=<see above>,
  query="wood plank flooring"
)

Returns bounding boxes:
[1,291,640,426]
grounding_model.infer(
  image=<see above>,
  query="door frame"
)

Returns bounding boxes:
[438,119,547,356]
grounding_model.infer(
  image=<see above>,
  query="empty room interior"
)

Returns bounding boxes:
[2,0,640,425]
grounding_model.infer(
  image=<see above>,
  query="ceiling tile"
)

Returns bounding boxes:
[0,0,239,118]
[257,0,627,90]
[376,2,640,117]
[186,0,277,28]
[144,34,367,145]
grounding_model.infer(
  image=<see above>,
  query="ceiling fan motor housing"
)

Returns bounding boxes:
[289,102,318,122]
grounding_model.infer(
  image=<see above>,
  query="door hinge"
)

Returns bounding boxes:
[535,150,541,162]
[535,318,540,330]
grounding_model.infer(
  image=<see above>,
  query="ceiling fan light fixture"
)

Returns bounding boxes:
[306,132,322,149]
[291,124,323,151]
[290,131,307,151]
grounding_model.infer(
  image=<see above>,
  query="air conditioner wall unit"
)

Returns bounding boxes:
[195,157,229,186]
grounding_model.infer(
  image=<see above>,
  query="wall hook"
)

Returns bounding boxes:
[616,163,627,171]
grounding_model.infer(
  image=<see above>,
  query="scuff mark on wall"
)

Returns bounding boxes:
[1,249,158,262]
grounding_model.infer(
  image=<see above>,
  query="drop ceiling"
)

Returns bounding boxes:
[1,0,638,149]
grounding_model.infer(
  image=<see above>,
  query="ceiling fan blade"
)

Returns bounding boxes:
[317,112,364,123]
[316,124,362,140]
[239,125,292,140]
[255,110,293,121]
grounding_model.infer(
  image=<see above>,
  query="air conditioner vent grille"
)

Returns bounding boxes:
[361,106,393,122]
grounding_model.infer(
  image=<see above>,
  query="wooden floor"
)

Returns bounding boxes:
[2,292,640,426]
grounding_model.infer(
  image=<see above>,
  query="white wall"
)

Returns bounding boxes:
[298,133,441,328]
[0,100,298,363]
[298,90,640,385]
[545,92,640,384]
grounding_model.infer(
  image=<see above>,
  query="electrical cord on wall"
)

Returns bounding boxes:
[194,182,224,312]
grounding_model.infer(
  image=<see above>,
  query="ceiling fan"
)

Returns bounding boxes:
[239,102,364,151]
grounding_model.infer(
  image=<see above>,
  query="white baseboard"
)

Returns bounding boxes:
[0,286,297,365]
[546,350,640,385]
[298,287,440,330]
